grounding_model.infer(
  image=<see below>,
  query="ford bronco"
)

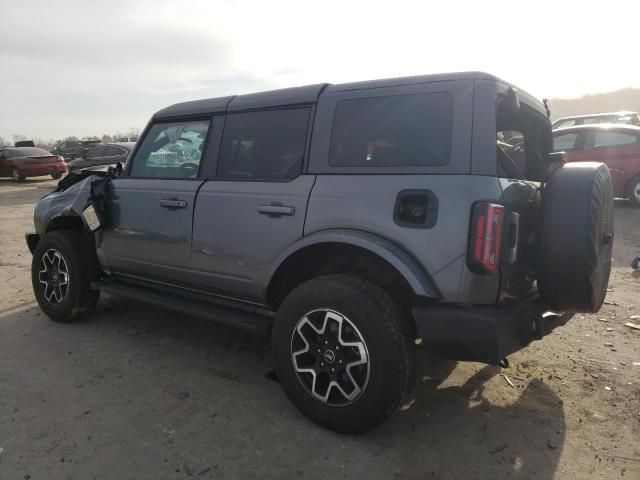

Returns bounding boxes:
[27,72,614,433]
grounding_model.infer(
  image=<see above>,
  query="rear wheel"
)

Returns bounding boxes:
[51,172,62,180]
[273,275,415,433]
[627,175,640,208]
[12,167,25,182]
[31,230,100,322]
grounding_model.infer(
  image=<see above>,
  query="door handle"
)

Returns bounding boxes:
[258,205,295,216]
[159,199,187,209]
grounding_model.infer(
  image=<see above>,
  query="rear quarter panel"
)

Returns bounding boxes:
[305,175,503,303]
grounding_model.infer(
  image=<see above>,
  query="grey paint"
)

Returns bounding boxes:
[99,178,204,283]
[189,176,316,302]
[33,71,552,310]
[266,228,441,299]
[33,177,93,235]
[304,174,503,303]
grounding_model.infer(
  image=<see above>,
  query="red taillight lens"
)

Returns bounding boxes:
[468,202,504,273]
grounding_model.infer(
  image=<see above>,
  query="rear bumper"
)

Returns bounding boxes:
[413,302,572,365]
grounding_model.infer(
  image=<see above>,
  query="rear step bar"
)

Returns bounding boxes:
[93,279,273,336]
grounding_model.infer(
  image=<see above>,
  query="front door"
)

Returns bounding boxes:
[100,119,212,285]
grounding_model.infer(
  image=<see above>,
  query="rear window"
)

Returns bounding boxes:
[593,131,638,148]
[218,108,310,180]
[329,92,453,167]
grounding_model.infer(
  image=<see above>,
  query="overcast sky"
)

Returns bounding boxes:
[1,0,639,141]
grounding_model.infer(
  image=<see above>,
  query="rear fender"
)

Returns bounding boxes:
[266,228,441,299]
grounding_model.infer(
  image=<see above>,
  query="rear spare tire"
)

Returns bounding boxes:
[539,162,614,313]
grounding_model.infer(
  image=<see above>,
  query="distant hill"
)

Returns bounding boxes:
[547,88,640,121]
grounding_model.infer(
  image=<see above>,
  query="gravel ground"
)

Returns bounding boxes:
[0,177,638,480]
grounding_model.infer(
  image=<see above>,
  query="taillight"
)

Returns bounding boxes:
[468,202,504,274]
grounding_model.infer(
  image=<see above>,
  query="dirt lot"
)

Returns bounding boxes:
[0,177,638,480]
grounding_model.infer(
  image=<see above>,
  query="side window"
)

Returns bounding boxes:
[87,145,105,158]
[218,108,310,180]
[129,120,210,178]
[329,92,452,167]
[593,131,638,148]
[104,146,120,156]
[553,133,579,151]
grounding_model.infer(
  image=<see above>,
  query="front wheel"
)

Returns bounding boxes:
[12,167,25,182]
[273,275,415,433]
[627,175,640,208]
[31,230,100,322]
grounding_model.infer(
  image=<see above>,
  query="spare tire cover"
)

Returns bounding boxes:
[539,162,614,313]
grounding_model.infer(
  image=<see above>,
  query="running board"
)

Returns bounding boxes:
[94,279,273,336]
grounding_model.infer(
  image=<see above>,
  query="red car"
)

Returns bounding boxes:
[553,124,640,207]
[0,147,67,182]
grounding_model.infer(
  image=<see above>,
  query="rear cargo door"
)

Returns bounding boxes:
[492,87,552,303]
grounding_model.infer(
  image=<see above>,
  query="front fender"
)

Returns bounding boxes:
[266,228,441,299]
[34,176,95,235]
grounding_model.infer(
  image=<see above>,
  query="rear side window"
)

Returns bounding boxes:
[87,145,106,158]
[104,146,120,156]
[553,133,579,151]
[218,108,310,180]
[592,131,638,148]
[130,120,210,178]
[329,92,452,167]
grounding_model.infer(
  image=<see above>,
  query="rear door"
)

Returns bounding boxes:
[190,107,314,303]
[100,119,213,285]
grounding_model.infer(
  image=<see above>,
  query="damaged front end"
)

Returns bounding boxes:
[26,165,119,254]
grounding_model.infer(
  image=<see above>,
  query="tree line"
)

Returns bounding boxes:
[0,129,140,150]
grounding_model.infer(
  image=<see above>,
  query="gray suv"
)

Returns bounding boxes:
[27,72,614,433]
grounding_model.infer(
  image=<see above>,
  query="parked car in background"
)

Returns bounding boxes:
[52,140,101,161]
[552,111,640,129]
[0,147,67,181]
[67,142,134,172]
[553,124,640,206]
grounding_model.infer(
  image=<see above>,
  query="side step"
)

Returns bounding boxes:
[94,279,273,336]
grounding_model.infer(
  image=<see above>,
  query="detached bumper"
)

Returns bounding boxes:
[413,302,571,365]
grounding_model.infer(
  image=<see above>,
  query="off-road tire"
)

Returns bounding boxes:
[273,274,415,433]
[626,175,640,208]
[539,162,614,312]
[31,230,100,322]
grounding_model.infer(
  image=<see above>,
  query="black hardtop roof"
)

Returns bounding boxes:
[154,71,513,119]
